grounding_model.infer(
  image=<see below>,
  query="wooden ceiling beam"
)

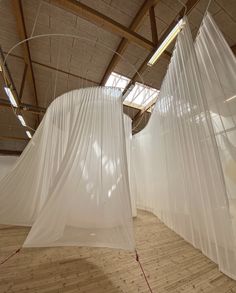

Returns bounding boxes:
[100,0,160,86]
[0,98,46,115]
[0,149,22,156]
[4,51,99,85]
[47,0,154,50]
[11,0,39,107]
[149,6,158,46]
[0,135,28,141]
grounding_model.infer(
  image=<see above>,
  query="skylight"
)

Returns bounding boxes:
[105,72,159,110]
[124,82,159,109]
[105,72,130,91]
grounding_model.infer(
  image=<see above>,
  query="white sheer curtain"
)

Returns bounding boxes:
[0,87,134,250]
[195,13,236,236]
[133,16,236,279]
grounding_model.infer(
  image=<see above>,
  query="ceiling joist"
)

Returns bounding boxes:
[0,135,28,141]
[0,98,46,115]
[11,0,39,107]
[149,6,158,46]
[4,51,99,85]
[47,0,155,50]
[0,149,22,156]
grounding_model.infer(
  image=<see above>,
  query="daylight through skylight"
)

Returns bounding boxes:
[105,72,130,91]
[105,72,159,111]
[124,82,159,108]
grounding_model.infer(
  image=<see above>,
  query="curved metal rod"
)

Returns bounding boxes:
[2,33,147,132]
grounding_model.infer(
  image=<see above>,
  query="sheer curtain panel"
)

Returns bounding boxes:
[195,13,236,240]
[132,16,236,279]
[0,87,135,250]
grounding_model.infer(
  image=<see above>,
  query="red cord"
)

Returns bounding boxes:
[135,249,153,293]
[1,247,153,292]
[0,248,21,265]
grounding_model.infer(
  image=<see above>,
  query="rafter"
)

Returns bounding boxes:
[47,0,154,50]
[11,0,38,107]
[231,44,236,55]
[0,149,22,156]
[4,51,99,85]
[149,6,158,46]
[100,0,161,86]
[0,135,28,141]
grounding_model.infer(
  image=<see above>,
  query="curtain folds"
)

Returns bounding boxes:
[133,15,236,279]
[0,87,135,250]
[195,12,236,237]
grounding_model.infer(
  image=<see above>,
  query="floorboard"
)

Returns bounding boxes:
[0,210,235,293]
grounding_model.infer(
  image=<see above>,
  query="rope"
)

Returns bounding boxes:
[135,249,153,293]
[1,247,153,293]
[0,247,21,265]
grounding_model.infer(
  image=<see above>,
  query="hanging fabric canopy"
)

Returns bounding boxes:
[0,86,134,250]
[132,15,236,279]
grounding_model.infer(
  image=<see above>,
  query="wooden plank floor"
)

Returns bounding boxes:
[0,210,236,293]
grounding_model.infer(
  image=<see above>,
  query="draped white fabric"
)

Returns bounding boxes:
[195,13,236,237]
[133,16,236,279]
[0,87,134,250]
[124,115,137,217]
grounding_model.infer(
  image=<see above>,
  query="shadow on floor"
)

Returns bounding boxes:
[1,248,123,292]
